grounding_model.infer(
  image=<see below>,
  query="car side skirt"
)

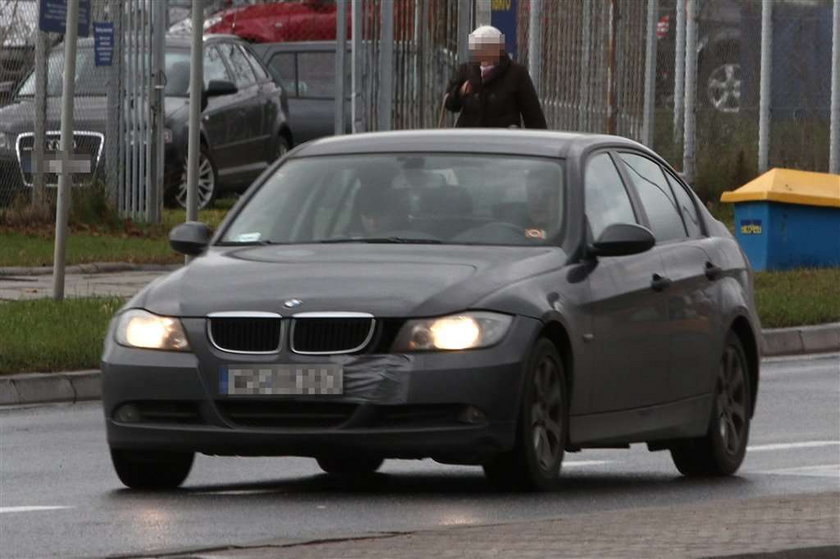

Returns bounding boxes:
[568,394,712,447]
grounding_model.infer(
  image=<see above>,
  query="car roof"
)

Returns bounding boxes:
[69,33,243,50]
[292,129,651,159]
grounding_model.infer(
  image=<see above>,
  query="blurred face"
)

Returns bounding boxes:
[469,40,503,64]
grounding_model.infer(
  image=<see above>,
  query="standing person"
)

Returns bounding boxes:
[443,25,547,129]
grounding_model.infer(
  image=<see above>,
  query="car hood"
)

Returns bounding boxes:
[0,96,190,135]
[0,96,108,135]
[135,244,567,318]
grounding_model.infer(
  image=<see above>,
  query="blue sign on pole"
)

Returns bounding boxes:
[93,22,114,66]
[39,0,92,37]
[490,0,518,61]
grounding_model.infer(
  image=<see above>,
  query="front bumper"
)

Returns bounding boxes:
[102,317,541,463]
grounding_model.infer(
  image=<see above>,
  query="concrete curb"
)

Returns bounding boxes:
[0,262,180,277]
[2,324,838,407]
[762,322,840,357]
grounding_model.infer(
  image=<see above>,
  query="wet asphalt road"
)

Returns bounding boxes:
[1,353,838,558]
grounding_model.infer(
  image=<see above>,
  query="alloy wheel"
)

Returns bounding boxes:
[707,63,741,113]
[716,344,748,457]
[176,152,215,209]
[530,356,564,473]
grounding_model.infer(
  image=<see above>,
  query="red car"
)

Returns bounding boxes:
[205,0,415,43]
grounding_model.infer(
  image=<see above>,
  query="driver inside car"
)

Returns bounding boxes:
[523,166,562,240]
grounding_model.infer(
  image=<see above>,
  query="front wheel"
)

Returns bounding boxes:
[483,338,567,491]
[670,331,751,476]
[110,449,194,490]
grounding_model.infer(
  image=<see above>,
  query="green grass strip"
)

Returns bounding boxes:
[0,297,124,375]
[754,268,840,329]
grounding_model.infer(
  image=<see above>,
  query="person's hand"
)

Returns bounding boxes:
[460,81,473,96]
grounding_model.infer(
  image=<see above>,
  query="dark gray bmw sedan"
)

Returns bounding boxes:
[102,130,761,491]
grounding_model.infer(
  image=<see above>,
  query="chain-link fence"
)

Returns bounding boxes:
[2,0,838,212]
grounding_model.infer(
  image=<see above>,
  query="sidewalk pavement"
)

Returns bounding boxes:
[1,264,839,407]
[171,492,840,559]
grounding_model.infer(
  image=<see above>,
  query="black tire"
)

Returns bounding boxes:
[110,448,194,490]
[316,456,384,476]
[671,331,751,477]
[274,134,291,162]
[483,338,567,491]
[173,144,217,210]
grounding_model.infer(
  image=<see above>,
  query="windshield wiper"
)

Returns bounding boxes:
[318,237,442,245]
[217,240,280,246]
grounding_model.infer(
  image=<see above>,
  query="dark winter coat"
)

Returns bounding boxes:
[444,55,547,129]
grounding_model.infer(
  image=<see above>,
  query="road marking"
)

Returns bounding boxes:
[563,460,612,468]
[747,441,840,452]
[0,506,73,514]
[753,464,840,479]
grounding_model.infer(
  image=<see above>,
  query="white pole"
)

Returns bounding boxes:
[830,0,840,174]
[673,0,686,145]
[351,0,363,133]
[682,0,697,184]
[186,0,203,224]
[52,0,81,301]
[642,0,658,147]
[758,0,773,174]
[528,0,543,96]
[334,0,347,135]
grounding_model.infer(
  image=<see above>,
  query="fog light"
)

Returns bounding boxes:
[114,404,141,423]
[458,405,487,424]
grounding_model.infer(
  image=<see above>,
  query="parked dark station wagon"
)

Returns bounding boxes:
[102,129,761,491]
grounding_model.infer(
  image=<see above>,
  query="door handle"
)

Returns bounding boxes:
[651,273,672,292]
[705,261,723,281]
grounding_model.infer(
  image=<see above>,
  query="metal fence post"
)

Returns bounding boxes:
[106,0,122,207]
[351,0,363,133]
[457,0,472,64]
[642,0,658,147]
[607,0,618,135]
[682,0,698,185]
[33,21,47,206]
[149,0,166,223]
[528,0,542,96]
[379,0,394,131]
[673,0,686,146]
[52,0,81,301]
[830,0,839,174]
[334,0,347,136]
[186,0,203,224]
[758,0,772,174]
[579,0,592,132]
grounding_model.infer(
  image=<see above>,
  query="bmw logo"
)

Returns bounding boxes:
[283,299,302,309]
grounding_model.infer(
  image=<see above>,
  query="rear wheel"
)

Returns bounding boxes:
[483,338,567,491]
[110,449,194,490]
[174,145,216,209]
[316,456,384,476]
[671,331,751,476]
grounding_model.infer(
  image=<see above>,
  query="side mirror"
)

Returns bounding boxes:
[590,223,655,257]
[206,79,238,97]
[201,80,237,111]
[169,221,212,256]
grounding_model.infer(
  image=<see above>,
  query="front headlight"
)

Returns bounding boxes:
[115,309,191,351]
[0,131,15,152]
[393,311,513,352]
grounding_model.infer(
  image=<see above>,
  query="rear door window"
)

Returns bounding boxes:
[297,52,335,98]
[266,52,297,95]
[619,153,687,243]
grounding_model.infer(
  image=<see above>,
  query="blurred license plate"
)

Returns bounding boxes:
[221,365,343,396]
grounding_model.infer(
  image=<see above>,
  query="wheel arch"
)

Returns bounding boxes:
[539,321,574,405]
[730,315,759,418]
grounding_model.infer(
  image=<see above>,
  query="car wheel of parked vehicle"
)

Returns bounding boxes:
[701,46,741,113]
[483,338,567,491]
[175,145,217,210]
[275,134,290,162]
[316,456,384,476]
[110,449,194,489]
[671,331,751,476]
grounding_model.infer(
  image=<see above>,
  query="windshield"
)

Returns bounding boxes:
[220,154,565,247]
[17,47,194,97]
